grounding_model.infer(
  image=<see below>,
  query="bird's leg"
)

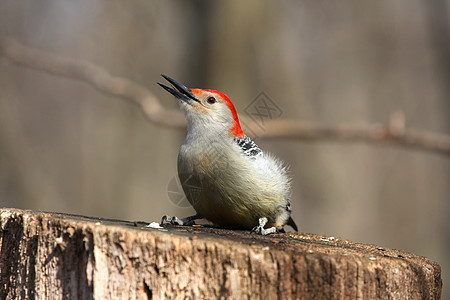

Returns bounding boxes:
[160,214,203,226]
[251,217,279,235]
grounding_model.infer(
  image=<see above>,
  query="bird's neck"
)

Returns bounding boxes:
[186,113,236,138]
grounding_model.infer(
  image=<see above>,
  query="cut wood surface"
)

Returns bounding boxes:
[0,208,442,299]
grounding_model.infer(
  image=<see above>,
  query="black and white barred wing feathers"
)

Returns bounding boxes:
[234,136,262,158]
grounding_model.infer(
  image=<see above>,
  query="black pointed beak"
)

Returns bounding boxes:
[158,74,200,105]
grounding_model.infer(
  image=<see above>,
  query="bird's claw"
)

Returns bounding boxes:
[251,225,263,234]
[160,215,185,226]
[160,214,201,226]
[251,217,278,235]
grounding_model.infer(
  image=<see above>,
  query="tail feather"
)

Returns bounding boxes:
[287,217,298,232]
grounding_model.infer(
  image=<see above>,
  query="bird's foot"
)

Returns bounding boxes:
[160,215,185,226]
[251,217,278,235]
[160,214,202,226]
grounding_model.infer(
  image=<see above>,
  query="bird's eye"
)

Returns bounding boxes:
[207,96,216,104]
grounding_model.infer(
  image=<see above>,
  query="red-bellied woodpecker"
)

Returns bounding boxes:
[158,74,298,235]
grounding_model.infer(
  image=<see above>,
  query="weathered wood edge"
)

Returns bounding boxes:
[0,207,442,299]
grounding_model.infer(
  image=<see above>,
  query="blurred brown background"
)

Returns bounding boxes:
[1,0,449,296]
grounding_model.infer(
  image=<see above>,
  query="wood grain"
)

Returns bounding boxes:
[0,208,442,299]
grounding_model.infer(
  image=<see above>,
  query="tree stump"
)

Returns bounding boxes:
[0,208,442,299]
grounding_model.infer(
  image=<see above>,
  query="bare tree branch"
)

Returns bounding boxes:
[1,37,186,128]
[1,37,450,156]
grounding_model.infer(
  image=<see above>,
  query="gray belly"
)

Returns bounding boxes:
[178,171,285,229]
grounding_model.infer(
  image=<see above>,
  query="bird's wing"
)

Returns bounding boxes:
[233,136,263,158]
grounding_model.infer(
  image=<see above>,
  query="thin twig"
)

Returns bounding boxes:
[1,38,185,128]
[1,37,449,156]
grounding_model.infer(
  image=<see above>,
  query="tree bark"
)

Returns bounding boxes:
[0,208,442,299]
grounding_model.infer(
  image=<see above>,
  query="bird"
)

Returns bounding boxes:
[158,74,297,235]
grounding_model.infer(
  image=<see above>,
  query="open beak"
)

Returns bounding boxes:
[158,74,200,105]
